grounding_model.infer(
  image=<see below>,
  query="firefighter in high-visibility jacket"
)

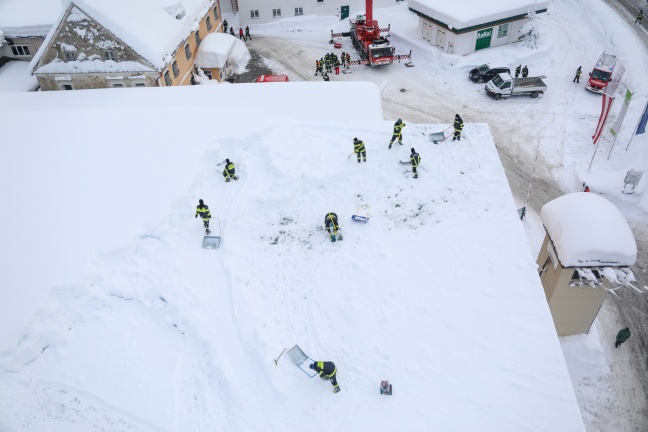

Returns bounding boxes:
[324,212,339,235]
[315,59,322,76]
[410,148,421,179]
[452,114,464,141]
[389,118,406,149]
[353,137,367,163]
[310,361,340,393]
[195,199,212,233]
[222,159,238,182]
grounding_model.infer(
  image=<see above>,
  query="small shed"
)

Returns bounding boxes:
[194,33,248,82]
[408,0,549,56]
[537,193,637,336]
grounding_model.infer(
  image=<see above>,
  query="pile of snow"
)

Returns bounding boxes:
[541,193,637,267]
[0,61,39,92]
[195,32,245,68]
[0,84,584,431]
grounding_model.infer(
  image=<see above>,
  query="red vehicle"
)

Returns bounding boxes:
[586,52,617,94]
[331,0,411,67]
[254,74,289,83]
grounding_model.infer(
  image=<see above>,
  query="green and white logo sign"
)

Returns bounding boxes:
[475,28,492,51]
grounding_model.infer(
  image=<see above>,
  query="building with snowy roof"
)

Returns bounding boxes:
[408,0,549,55]
[29,0,225,90]
[0,0,61,61]
[222,0,402,25]
[537,192,637,337]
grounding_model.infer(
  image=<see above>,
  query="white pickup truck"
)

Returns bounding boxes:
[485,73,547,99]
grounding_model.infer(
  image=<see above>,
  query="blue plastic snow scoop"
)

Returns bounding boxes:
[287,345,317,378]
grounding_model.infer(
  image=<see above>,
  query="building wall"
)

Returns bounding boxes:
[537,233,608,337]
[1,36,46,61]
[35,2,222,90]
[160,2,223,86]
[36,72,159,90]
[235,0,404,25]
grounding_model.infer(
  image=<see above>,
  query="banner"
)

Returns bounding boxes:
[610,89,633,137]
[637,101,648,135]
[592,93,614,144]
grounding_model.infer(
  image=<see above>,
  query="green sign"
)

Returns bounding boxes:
[340,5,349,20]
[475,28,492,51]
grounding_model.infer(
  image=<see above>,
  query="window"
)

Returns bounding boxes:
[112,83,124,88]
[316,0,323,3]
[65,52,76,61]
[184,43,191,60]
[62,84,73,90]
[172,61,180,78]
[206,16,212,31]
[250,10,259,18]
[164,71,172,86]
[203,70,212,79]
[135,83,146,87]
[273,9,281,17]
[195,31,201,46]
[10,45,31,56]
[213,5,219,20]
[295,7,303,15]
[497,23,509,38]
[104,51,115,60]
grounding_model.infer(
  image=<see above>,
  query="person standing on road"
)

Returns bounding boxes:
[615,327,631,348]
[573,66,582,83]
[636,9,644,24]
[223,159,239,182]
[223,19,228,33]
[229,27,234,37]
[452,114,464,142]
[522,65,529,77]
[245,25,252,40]
[315,59,322,76]
[345,53,351,71]
[334,58,340,75]
[239,27,245,40]
[515,65,521,78]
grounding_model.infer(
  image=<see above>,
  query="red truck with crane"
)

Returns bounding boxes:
[331,0,412,67]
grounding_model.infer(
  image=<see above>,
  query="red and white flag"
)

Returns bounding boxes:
[592,93,614,144]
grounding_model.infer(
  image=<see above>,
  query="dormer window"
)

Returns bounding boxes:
[65,52,76,61]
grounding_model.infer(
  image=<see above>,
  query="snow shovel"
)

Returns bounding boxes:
[351,204,371,222]
[428,126,452,144]
[287,345,317,378]
[202,218,222,249]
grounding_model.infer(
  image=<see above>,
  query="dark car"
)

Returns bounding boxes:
[469,64,511,83]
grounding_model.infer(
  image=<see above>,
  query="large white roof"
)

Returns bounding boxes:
[0,0,61,37]
[541,193,637,267]
[409,0,550,29]
[61,0,215,69]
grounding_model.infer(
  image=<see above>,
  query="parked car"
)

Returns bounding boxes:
[469,64,511,83]
[254,74,289,83]
[485,73,547,99]
[586,52,617,94]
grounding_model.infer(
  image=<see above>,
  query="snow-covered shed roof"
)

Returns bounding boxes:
[541,193,637,267]
[32,0,215,71]
[0,0,61,37]
[409,0,549,30]
[194,32,237,68]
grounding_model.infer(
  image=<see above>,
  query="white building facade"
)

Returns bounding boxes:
[408,0,549,56]
[221,0,404,25]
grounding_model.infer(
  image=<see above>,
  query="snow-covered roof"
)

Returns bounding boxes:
[35,58,156,74]
[0,0,61,37]
[34,0,215,70]
[194,32,237,68]
[409,0,550,29]
[541,193,637,267]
